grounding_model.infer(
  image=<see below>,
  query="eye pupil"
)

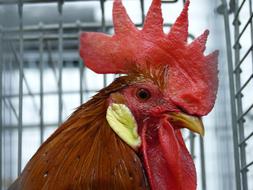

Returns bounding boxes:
[139,91,148,99]
[137,89,151,100]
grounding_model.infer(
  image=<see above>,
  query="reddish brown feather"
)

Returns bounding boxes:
[9,77,149,190]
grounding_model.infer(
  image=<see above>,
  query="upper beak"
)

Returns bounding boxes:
[167,112,205,137]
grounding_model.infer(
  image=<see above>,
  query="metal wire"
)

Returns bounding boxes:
[58,0,63,125]
[219,1,242,188]
[78,21,84,104]
[199,137,206,190]
[221,0,253,189]
[0,0,179,4]
[39,23,44,144]
[0,22,3,190]
[17,0,24,176]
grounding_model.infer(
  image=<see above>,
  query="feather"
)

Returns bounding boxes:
[9,77,149,190]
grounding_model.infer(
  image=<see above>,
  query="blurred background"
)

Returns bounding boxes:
[0,0,252,189]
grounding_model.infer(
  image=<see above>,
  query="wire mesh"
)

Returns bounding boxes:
[0,0,236,190]
[220,0,253,189]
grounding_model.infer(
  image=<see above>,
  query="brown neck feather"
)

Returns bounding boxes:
[11,77,149,190]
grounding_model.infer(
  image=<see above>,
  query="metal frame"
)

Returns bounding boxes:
[17,0,24,176]
[0,0,179,4]
[0,19,4,190]
[219,0,253,189]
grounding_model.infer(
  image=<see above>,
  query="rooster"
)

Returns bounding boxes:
[9,0,218,189]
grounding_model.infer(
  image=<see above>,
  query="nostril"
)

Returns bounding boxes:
[150,106,166,116]
[158,99,167,104]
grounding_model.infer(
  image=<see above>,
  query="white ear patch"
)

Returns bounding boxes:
[106,103,141,150]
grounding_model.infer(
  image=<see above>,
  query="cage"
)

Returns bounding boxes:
[0,0,252,190]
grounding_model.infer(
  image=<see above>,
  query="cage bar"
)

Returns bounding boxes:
[0,22,3,190]
[219,0,242,189]
[233,0,248,188]
[58,0,63,125]
[221,0,253,189]
[39,23,44,144]
[17,0,24,176]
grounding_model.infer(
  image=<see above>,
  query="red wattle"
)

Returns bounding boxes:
[140,116,197,190]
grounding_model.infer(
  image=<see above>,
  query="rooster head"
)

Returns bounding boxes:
[80,0,218,189]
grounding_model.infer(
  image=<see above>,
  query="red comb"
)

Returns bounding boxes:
[80,0,218,116]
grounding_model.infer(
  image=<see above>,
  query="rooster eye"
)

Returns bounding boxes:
[136,88,151,100]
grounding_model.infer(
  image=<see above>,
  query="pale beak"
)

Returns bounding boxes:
[167,112,205,137]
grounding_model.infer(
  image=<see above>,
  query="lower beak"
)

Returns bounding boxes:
[167,112,205,137]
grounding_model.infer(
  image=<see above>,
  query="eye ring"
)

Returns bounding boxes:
[136,88,151,101]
